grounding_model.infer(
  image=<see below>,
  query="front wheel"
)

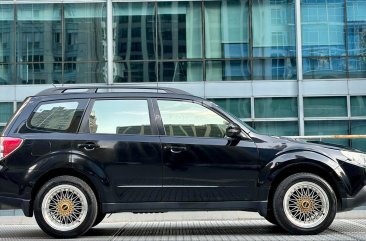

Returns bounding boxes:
[34,176,98,238]
[273,173,337,235]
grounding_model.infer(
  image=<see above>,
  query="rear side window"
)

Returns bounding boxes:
[89,99,152,135]
[30,101,82,132]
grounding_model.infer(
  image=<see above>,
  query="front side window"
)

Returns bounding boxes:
[30,101,80,132]
[89,99,152,135]
[157,100,229,138]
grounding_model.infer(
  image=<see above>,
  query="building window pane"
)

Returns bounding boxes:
[206,60,250,81]
[16,4,62,63]
[303,57,347,79]
[0,64,14,85]
[158,61,202,82]
[0,102,13,123]
[301,0,345,57]
[63,62,106,84]
[205,0,249,58]
[351,96,366,116]
[252,58,296,80]
[113,2,155,61]
[210,98,251,119]
[0,126,4,134]
[254,121,299,136]
[252,0,295,57]
[0,5,14,64]
[90,100,152,135]
[114,62,156,83]
[348,57,366,78]
[158,2,202,59]
[64,3,106,62]
[347,0,366,56]
[17,63,61,84]
[305,120,349,146]
[351,120,366,152]
[304,97,347,117]
[255,97,298,118]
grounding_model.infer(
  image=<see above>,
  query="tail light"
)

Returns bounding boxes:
[0,137,24,160]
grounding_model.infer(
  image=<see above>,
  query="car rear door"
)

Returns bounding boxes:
[76,98,163,203]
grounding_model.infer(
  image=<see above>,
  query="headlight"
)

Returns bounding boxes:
[341,150,366,167]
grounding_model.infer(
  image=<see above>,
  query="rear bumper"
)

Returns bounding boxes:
[0,196,32,217]
[341,186,366,211]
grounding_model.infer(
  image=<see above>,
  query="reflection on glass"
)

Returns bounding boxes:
[301,0,345,57]
[114,62,156,82]
[252,0,295,57]
[63,62,106,84]
[0,64,13,85]
[16,4,62,63]
[303,57,347,79]
[17,63,61,84]
[253,58,296,80]
[113,2,155,61]
[347,0,366,56]
[0,102,13,123]
[159,61,202,82]
[64,3,106,62]
[305,120,349,146]
[304,97,347,117]
[348,57,366,78]
[255,97,297,118]
[351,120,366,152]
[158,100,229,138]
[351,96,366,116]
[205,0,249,58]
[254,121,298,136]
[157,1,202,59]
[206,60,250,81]
[0,5,14,63]
[91,100,152,135]
[210,98,251,119]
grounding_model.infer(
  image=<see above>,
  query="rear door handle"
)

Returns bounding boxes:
[77,142,100,151]
[163,145,187,154]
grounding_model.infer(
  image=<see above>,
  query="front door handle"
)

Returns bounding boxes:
[163,145,187,154]
[77,142,100,151]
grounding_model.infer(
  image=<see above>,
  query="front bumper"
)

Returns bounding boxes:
[0,196,32,217]
[341,186,366,211]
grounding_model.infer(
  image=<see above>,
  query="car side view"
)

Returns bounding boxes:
[0,86,366,238]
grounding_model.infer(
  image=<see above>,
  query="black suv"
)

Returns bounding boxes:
[1,86,366,238]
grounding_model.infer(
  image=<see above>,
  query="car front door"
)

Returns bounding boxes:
[75,98,162,203]
[156,99,260,202]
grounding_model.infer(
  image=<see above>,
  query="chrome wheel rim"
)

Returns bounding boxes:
[42,184,88,231]
[283,181,329,228]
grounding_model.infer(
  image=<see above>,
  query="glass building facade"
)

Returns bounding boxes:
[0,0,366,150]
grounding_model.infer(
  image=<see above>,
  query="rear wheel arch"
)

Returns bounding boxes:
[31,168,102,216]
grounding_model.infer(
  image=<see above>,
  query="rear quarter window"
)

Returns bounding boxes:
[29,100,85,132]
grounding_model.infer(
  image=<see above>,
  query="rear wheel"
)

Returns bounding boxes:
[273,173,337,235]
[34,176,98,238]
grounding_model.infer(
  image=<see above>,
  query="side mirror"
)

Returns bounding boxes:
[226,123,241,138]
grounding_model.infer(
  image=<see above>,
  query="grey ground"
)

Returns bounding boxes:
[1,210,366,240]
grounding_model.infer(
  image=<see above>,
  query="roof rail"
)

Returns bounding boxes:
[36,86,191,96]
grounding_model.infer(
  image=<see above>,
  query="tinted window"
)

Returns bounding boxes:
[30,101,79,131]
[90,99,152,135]
[157,100,229,138]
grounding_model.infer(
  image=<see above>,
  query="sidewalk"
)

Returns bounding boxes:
[1,209,365,225]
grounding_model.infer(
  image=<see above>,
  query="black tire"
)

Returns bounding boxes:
[34,176,98,238]
[264,209,278,225]
[92,212,106,227]
[273,173,337,235]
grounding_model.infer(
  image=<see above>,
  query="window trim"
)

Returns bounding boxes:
[79,97,158,136]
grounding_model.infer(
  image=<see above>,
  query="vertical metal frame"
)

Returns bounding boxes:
[107,0,113,84]
[295,0,304,135]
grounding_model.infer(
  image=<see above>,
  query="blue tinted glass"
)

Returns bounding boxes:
[348,57,366,78]
[253,58,297,80]
[304,97,347,117]
[255,97,298,118]
[0,102,13,123]
[305,120,349,146]
[210,98,251,118]
[114,62,156,83]
[303,57,347,79]
[351,120,366,152]
[0,64,14,85]
[0,5,14,64]
[301,0,345,57]
[252,0,296,57]
[159,61,202,82]
[206,60,251,81]
[254,121,299,136]
[347,0,366,56]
